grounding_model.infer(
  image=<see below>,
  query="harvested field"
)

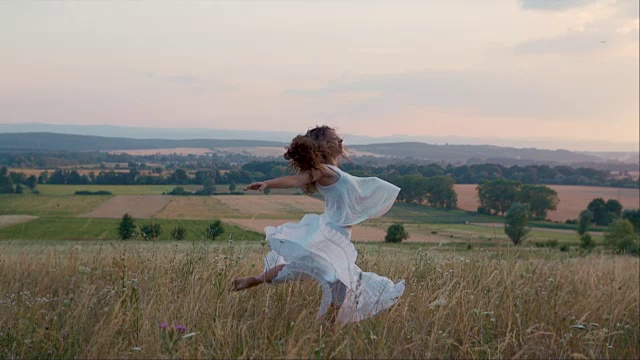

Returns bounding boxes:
[107,147,214,155]
[455,184,640,222]
[223,218,439,242]
[81,195,171,219]
[215,195,324,216]
[0,215,38,229]
[154,196,244,219]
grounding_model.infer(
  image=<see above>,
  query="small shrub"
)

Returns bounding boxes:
[545,239,559,248]
[616,236,640,255]
[171,224,187,240]
[264,188,271,195]
[605,219,639,256]
[168,187,191,196]
[207,220,224,240]
[559,244,570,252]
[15,185,23,194]
[466,243,473,250]
[579,233,595,252]
[118,213,137,240]
[385,223,409,243]
[140,223,162,240]
[477,207,486,214]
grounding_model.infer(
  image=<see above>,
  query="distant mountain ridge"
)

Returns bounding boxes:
[1,132,637,167]
[1,122,637,153]
[0,132,285,151]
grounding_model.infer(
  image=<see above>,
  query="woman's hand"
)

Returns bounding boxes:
[244,181,268,191]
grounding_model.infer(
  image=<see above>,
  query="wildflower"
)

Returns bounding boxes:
[160,323,169,329]
[174,325,188,333]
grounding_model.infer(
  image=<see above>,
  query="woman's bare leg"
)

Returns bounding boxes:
[231,264,285,291]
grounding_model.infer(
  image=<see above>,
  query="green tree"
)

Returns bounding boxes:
[578,210,593,236]
[605,219,639,255]
[0,177,14,193]
[201,178,217,195]
[140,223,162,240]
[264,187,271,195]
[118,213,137,240]
[622,209,640,233]
[0,167,14,193]
[504,202,531,245]
[170,169,189,185]
[229,181,237,192]
[605,199,623,220]
[207,220,224,240]
[587,198,609,226]
[425,176,458,209]
[517,185,559,220]
[385,223,409,243]
[477,180,522,216]
[25,175,37,189]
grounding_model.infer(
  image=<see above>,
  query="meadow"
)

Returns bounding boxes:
[0,185,638,358]
[0,241,637,358]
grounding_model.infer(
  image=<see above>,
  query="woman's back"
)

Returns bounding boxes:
[316,165,400,227]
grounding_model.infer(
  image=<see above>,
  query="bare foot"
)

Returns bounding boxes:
[231,277,256,292]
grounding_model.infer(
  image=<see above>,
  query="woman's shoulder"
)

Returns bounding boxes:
[315,164,341,187]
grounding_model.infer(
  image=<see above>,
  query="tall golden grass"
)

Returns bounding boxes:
[0,241,638,359]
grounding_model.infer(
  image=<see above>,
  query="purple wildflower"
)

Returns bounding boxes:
[160,323,169,329]
[174,325,188,333]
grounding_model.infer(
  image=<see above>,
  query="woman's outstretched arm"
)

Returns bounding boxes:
[244,173,310,191]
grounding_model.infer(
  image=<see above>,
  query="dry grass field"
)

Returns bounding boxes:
[0,215,38,229]
[0,241,637,359]
[80,195,172,219]
[215,195,325,217]
[455,184,640,222]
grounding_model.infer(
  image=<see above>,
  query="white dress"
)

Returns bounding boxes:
[263,165,405,324]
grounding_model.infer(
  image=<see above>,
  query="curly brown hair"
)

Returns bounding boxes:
[284,125,346,194]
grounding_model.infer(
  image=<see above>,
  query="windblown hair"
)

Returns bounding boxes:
[284,125,346,195]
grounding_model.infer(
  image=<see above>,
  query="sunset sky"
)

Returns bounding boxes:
[1,0,638,151]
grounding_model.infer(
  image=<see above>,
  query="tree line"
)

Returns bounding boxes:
[2,151,638,189]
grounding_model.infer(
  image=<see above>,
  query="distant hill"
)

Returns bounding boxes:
[349,142,608,165]
[0,132,285,151]
[1,122,638,153]
[1,132,637,167]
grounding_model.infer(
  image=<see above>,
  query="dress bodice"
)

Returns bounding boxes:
[316,165,400,226]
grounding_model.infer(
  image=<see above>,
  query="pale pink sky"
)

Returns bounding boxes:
[0,0,638,151]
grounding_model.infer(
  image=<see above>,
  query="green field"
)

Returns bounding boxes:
[0,217,262,241]
[0,194,109,216]
[384,202,500,224]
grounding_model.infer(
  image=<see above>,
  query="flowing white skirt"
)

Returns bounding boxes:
[263,213,405,324]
